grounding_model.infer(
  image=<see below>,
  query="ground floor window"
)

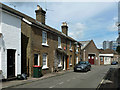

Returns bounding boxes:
[42,54,48,69]
[34,54,39,66]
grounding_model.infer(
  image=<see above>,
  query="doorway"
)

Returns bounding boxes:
[88,54,95,65]
[7,49,16,78]
[63,56,66,70]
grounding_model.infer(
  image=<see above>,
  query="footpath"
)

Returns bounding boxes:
[1,70,72,89]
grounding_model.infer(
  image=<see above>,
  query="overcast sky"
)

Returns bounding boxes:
[3,2,118,49]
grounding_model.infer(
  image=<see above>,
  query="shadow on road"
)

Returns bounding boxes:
[97,67,120,90]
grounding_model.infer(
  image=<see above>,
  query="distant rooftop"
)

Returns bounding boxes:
[79,40,91,50]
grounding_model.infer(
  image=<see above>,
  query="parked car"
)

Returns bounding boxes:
[111,61,118,65]
[74,61,91,72]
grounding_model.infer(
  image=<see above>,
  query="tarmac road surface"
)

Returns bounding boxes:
[12,65,118,88]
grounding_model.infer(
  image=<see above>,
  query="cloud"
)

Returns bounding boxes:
[68,22,86,39]
[108,23,118,31]
[107,17,118,31]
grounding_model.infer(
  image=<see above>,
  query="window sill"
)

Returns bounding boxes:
[42,43,49,47]
[58,64,62,67]
[42,66,49,69]
[58,46,62,49]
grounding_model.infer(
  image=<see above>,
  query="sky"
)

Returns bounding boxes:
[2,1,118,49]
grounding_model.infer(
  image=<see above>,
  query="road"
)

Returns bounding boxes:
[13,65,118,88]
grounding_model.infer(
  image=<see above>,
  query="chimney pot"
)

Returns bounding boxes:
[35,5,46,24]
[61,22,68,36]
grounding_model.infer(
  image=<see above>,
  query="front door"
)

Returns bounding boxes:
[89,56,94,65]
[88,54,95,65]
[7,49,16,78]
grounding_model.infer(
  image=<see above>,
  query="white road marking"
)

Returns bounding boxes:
[59,82,64,85]
[49,86,55,88]
[100,79,104,84]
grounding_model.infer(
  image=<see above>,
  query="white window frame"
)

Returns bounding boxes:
[42,31,48,46]
[34,54,40,66]
[42,54,49,69]
[69,41,73,51]
[58,54,62,67]
[58,37,62,49]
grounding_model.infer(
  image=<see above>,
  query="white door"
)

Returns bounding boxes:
[76,56,78,64]
[63,56,66,70]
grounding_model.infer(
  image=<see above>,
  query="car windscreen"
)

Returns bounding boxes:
[78,61,86,64]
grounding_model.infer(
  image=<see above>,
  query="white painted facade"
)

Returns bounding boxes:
[99,54,113,65]
[0,9,21,79]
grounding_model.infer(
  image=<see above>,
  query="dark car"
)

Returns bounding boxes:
[111,61,118,65]
[74,61,91,72]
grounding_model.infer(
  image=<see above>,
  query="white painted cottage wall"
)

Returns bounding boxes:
[1,10,21,79]
[0,38,1,70]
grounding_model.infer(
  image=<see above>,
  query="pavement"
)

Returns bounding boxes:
[1,70,72,89]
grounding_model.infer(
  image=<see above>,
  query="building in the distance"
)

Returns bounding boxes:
[103,41,118,51]
[103,41,110,50]
[110,41,118,51]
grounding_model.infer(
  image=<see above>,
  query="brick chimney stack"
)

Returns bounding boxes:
[61,22,68,36]
[35,5,46,24]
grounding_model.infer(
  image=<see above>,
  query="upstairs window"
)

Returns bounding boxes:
[58,37,61,48]
[69,41,72,49]
[42,31,47,45]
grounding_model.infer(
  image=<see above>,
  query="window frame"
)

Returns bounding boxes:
[42,31,48,46]
[42,53,48,69]
[58,37,62,49]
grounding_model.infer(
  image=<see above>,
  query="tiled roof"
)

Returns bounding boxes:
[0,3,76,42]
[98,49,117,54]
[79,40,91,50]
